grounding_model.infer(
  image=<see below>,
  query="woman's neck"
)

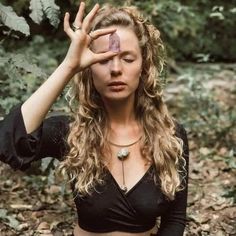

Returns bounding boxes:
[102,96,142,143]
[103,97,137,128]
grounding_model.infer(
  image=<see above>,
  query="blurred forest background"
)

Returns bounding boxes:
[0,0,235,235]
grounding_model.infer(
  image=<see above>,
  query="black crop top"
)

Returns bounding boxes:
[0,104,189,235]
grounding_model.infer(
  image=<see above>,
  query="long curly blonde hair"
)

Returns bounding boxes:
[59,4,187,201]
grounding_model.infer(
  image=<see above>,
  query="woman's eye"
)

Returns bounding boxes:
[123,59,134,63]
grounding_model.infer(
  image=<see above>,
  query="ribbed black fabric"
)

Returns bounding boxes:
[0,104,189,235]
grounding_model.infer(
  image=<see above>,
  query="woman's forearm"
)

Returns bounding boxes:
[21,61,76,134]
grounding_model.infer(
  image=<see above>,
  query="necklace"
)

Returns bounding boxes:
[108,136,142,193]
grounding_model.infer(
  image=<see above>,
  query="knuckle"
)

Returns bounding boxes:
[92,31,97,37]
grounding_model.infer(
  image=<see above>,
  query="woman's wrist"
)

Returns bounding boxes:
[60,59,81,75]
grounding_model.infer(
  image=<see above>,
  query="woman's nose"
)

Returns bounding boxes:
[110,58,122,76]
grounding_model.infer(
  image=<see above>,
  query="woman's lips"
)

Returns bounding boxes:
[108,81,126,86]
[108,81,126,92]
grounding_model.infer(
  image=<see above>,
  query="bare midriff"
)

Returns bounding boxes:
[73,225,157,236]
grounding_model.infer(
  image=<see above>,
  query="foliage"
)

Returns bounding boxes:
[1,0,236,61]
[0,3,30,36]
[0,36,68,114]
[0,209,20,231]
[132,0,236,61]
[37,0,60,28]
[0,0,60,34]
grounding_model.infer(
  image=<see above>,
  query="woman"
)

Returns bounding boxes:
[0,2,189,236]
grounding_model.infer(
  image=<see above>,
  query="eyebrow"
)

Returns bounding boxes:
[120,51,136,56]
[96,49,136,56]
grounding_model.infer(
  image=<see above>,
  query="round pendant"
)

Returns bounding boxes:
[117,148,129,160]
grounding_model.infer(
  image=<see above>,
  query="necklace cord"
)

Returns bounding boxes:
[108,136,142,148]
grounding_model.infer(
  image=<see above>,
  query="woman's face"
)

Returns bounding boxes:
[90,26,142,102]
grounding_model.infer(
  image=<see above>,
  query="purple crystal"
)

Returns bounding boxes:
[109,32,120,52]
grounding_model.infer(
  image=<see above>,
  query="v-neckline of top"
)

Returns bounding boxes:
[105,164,154,196]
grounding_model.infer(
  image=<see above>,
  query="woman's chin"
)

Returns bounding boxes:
[102,92,134,103]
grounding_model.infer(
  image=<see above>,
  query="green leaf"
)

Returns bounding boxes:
[0,56,9,67]
[0,3,30,36]
[9,53,46,78]
[6,215,20,230]
[0,209,20,230]
[0,209,8,218]
[29,0,44,24]
[209,12,225,20]
[230,8,236,13]
[40,157,54,172]
[41,0,60,28]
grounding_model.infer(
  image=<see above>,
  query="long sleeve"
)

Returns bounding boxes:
[157,124,189,236]
[0,104,70,171]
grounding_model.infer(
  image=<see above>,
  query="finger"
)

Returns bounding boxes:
[74,2,85,26]
[82,3,100,32]
[89,28,117,41]
[64,12,74,38]
[92,51,118,64]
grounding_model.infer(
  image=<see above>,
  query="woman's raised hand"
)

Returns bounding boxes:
[63,2,117,73]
